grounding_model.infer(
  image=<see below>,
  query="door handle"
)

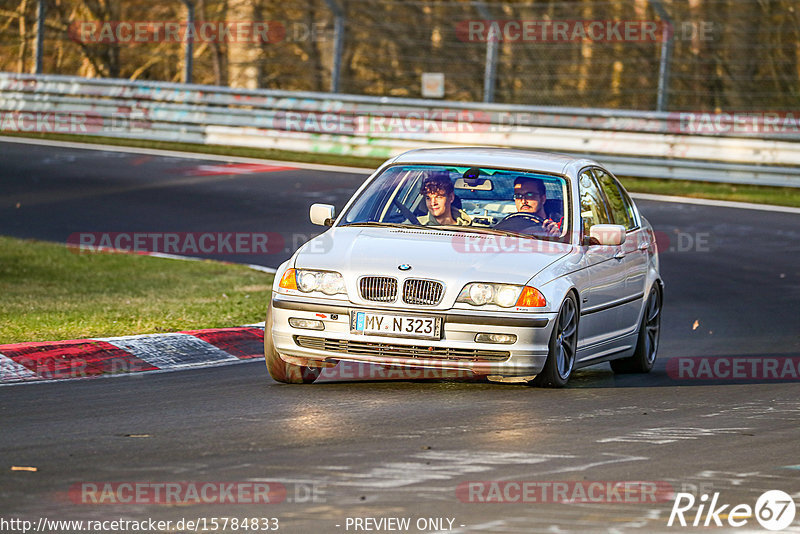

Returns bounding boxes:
[614,251,625,260]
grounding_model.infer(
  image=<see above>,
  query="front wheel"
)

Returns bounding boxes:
[264,302,320,384]
[610,285,662,374]
[530,293,578,388]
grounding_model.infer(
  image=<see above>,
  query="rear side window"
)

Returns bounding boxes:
[593,168,637,231]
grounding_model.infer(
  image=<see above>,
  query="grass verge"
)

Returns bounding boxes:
[3,131,799,208]
[0,236,273,344]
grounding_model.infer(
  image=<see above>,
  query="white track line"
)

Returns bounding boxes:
[97,250,276,274]
[0,358,258,387]
[630,192,800,214]
[0,135,373,174]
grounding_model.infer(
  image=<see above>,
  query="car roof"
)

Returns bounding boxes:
[388,147,599,176]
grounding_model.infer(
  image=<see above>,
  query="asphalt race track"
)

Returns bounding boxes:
[1,139,799,533]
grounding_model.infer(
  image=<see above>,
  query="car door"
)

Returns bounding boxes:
[592,167,648,334]
[576,169,630,354]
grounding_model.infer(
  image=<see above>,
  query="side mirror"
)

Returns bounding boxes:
[310,203,335,226]
[589,224,626,246]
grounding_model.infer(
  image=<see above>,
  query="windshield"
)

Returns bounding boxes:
[340,164,570,240]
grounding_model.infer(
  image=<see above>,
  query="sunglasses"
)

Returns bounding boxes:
[513,192,542,200]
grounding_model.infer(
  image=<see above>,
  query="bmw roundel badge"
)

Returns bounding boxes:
[398,264,412,271]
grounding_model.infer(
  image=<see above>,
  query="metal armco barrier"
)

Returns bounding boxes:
[1,72,798,188]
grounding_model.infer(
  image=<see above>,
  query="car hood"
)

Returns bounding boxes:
[294,226,571,287]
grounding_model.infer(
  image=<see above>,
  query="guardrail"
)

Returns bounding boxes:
[1,72,799,187]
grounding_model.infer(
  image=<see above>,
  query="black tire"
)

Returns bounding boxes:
[610,285,662,374]
[531,293,579,388]
[264,302,320,384]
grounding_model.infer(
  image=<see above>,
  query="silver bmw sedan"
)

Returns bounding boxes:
[265,147,663,387]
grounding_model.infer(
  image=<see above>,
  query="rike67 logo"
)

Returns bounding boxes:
[668,490,796,530]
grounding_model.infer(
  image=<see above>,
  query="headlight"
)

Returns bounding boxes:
[296,270,319,292]
[457,283,546,308]
[279,268,347,296]
[495,285,520,308]
[320,271,346,295]
[468,283,494,305]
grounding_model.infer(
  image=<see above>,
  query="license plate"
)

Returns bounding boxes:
[351,311,442,340]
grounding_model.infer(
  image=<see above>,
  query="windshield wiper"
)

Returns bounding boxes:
[341,222,549,241]
[340,222,424,229]
[442,225,535,239]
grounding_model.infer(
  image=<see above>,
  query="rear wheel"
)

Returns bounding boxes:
[531,293,578,388]
[610,285,662,374]
[264,302,320,384]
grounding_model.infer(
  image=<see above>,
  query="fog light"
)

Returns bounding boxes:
[475,333,517,344]
[289,318,324,331]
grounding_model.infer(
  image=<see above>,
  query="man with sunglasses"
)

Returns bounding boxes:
[512,176,562,236]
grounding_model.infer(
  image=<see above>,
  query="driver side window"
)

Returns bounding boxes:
[579,171,611,238]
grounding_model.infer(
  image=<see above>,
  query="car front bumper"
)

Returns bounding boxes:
[270,295,556,377]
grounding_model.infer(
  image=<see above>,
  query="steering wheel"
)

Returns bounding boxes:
[494,212,548,235]
[392,197,421,226]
